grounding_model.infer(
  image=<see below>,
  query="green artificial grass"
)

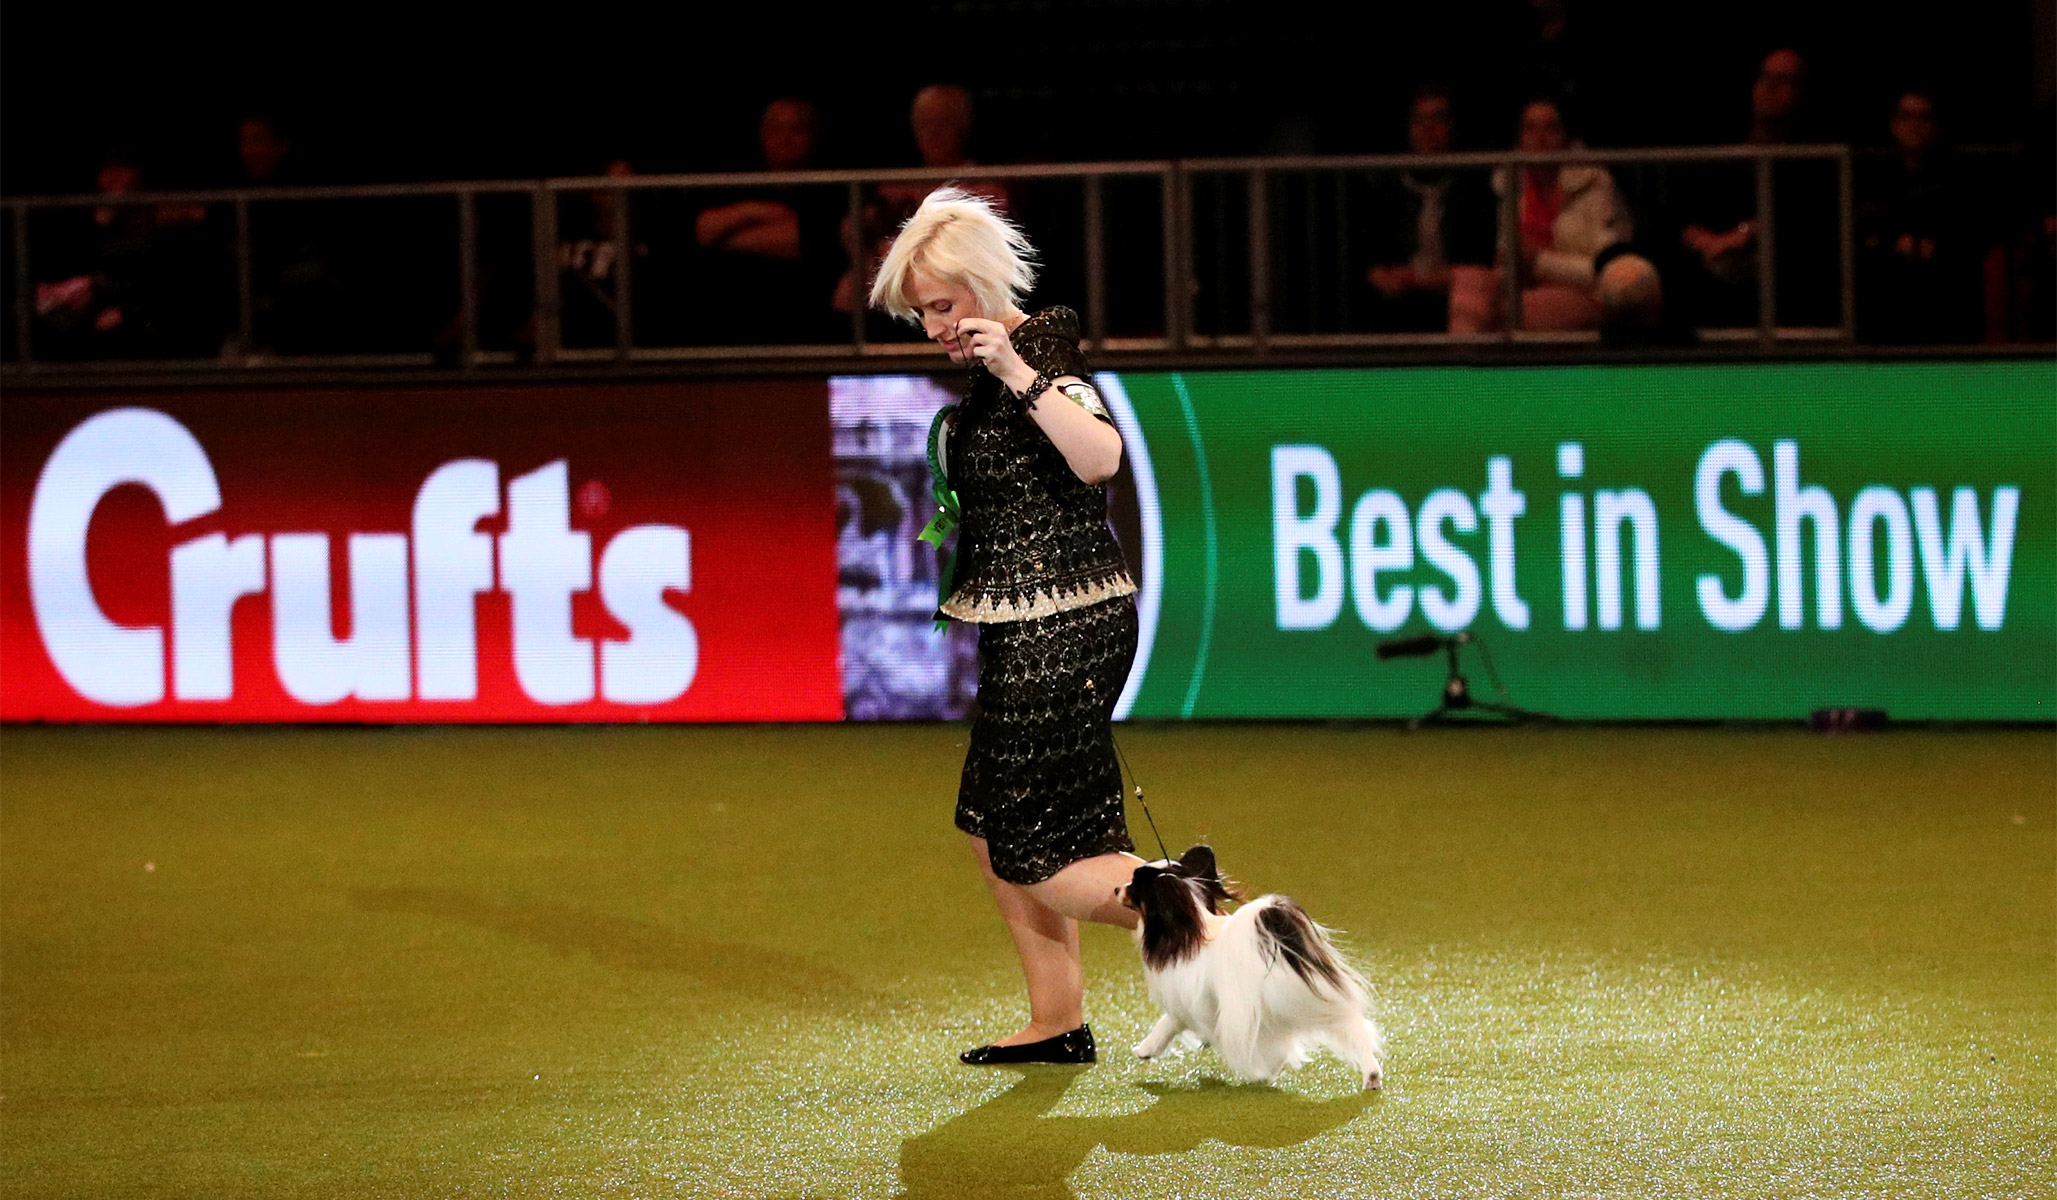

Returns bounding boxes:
[1,724,2051,1198]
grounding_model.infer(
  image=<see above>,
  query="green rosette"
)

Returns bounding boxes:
[917,404,961,628]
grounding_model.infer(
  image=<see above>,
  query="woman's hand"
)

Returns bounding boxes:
[954,317,1027,382]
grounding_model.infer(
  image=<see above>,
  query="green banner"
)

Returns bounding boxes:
[1102,360,2055,721]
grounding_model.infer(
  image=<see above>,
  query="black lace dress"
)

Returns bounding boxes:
[942,307,1139,885]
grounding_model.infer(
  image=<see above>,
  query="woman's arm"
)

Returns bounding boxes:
[1010,370,1124,484]
[695,200,801,257]
[956,318,1124,484]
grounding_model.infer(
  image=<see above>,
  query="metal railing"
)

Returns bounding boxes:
[1180,144,1858,350]
[1,144,1872,377]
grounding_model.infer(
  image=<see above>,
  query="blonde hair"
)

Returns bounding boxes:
[869,187,1037,323]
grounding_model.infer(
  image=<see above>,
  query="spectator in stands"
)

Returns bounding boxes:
[1672,48,1840,329]
[900,84,1008,211]
[1677,51,1805,300]
[1856,90,1985,343]
[34,147,214,359]
[557,157,650,348]
[1449,96,1632,333]
[35,148,151,358]
[696,99,820,259]
[238,115,298,186]
[1747,47,1810,145]
[1355,85,1496,332]
[227,114,349,356]
[836,84,1010,323]
[1994,100,2056,342]
[692,97,846,343]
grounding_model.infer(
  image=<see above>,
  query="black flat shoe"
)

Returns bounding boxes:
[958,1024,1097,1065]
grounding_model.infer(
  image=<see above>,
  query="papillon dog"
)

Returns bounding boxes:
[1118,845,1384,1090]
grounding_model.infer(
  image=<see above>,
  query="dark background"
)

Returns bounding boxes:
[4,0,2051,193]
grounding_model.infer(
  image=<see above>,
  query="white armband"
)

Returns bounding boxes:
[1057,381,1109,419]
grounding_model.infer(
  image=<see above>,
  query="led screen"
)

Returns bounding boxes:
[3,360,2049,722]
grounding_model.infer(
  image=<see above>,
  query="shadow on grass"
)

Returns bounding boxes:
[894,1067,1374,1199]
[354,887,884,1014]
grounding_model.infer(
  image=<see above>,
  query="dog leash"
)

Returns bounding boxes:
[1110,729,1171,863]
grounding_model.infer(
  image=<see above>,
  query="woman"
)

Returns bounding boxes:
[1449,97,1633,333]
[870,188,1143,1065]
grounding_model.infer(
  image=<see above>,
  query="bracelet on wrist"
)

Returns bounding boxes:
[1014,370,1054,409]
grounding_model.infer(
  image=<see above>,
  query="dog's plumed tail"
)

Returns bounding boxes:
[1255,900,1365,997]
[1213,895,1379,1082]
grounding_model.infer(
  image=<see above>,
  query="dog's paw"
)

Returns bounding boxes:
[1363,1065,1383,1092]
[1132,1041,1160,1060]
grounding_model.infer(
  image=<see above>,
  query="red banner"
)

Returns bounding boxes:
[0,383,844,721]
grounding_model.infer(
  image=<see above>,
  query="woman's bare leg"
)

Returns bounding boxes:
[1024,851,1145,929]
[971,837,1086,1043]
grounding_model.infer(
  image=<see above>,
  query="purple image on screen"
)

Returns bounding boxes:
[830,375,980,720]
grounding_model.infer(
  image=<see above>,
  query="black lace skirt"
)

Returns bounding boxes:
[955,595,1139,885]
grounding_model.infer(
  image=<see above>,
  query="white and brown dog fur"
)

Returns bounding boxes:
[1119,846,1384,1090]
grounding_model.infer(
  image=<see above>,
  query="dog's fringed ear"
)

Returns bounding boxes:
[1179,843,1247,907]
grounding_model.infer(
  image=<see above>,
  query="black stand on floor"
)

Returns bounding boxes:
[1376,632,1556,729]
